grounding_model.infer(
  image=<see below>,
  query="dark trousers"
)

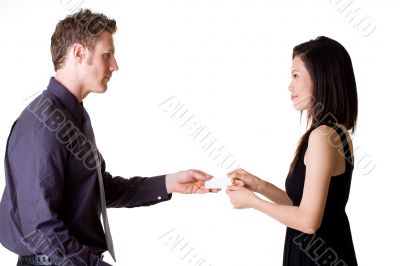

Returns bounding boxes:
[16,261,35,266]
[16,261,55,266]
[17,255,55,266]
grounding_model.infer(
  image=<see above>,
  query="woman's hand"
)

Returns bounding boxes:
[226,185,259,209]
[228,168,262,192]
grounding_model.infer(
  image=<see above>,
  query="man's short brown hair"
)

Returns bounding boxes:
[50,9,117,71]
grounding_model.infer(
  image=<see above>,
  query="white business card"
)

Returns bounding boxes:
[205,177,232,189]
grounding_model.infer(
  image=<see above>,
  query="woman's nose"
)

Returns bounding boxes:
[288,82,293,92]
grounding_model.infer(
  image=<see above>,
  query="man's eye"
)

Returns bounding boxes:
[104,53,111,59]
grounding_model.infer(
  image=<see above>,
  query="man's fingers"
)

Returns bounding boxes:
[191,181,221,194]
[194,188,209,194]
[193,187,220,194]
[189,169,212,181]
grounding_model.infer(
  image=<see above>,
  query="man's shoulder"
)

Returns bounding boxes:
[9,91,71,151]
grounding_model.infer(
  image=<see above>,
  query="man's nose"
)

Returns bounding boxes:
[110,57,119,71]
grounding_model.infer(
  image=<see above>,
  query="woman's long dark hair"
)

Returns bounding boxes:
[289,36,358,175]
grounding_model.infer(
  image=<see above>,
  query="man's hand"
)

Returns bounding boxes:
[166,169,220,194]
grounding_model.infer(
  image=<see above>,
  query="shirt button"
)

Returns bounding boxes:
[157,196,162,200]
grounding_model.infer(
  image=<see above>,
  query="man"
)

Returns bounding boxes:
[0,9,217,266]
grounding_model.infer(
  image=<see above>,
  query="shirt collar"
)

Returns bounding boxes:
[47,77,85,125]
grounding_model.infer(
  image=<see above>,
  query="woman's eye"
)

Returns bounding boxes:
[292,74,298,79]
[104,53,111,59]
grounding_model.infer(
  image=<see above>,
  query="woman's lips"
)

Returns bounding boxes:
[291,95,298,101]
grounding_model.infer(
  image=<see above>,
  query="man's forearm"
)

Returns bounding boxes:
[104,173,171,208]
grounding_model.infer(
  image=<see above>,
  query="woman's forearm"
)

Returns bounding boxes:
[256,179,292,205]
[251,197,318,234]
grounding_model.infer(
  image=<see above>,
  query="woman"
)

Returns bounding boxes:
[226,36,358,266]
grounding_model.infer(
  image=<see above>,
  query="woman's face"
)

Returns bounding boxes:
[288,56,314,111]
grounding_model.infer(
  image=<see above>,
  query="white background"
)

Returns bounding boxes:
[0,0,399,265]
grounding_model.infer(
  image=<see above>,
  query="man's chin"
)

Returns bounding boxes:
[93,85,108,94]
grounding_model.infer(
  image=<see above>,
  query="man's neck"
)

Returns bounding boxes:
[54,70,88,102]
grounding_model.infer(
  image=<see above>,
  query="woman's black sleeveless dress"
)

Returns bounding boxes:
[283,124,358,266]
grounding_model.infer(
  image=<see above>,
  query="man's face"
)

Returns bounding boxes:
[81,31,118,94]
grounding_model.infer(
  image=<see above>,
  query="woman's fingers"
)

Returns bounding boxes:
[232,179,245,186]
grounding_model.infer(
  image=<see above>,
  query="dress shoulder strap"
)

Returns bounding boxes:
[322,122,354,167]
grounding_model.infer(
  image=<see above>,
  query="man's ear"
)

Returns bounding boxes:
[70,43,87,63]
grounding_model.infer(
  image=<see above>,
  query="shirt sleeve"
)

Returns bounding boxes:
[9,128,110,266]
[101,159,172,208]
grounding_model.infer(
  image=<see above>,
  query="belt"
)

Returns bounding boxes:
[18,255,54,265]
[18,254,104,265]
